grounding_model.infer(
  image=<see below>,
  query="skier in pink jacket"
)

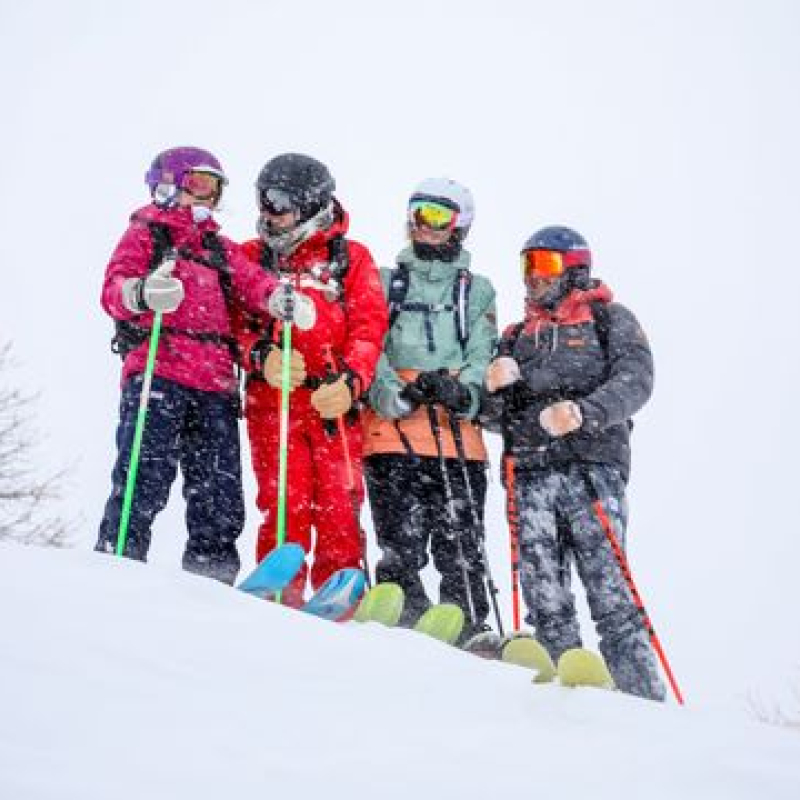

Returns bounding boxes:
[96,146,286,584]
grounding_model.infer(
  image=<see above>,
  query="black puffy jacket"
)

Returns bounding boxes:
[481,284,653,482]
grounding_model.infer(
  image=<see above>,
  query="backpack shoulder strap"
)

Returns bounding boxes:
[199,231,233,305]
[258,241,277,274]
[135,218,174,272]
[453,268,472,354]
[387,261,411,328]
[328,234,349,282]
[590,300,611,360]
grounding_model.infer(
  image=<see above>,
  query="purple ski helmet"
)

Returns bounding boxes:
[144,146,228,195]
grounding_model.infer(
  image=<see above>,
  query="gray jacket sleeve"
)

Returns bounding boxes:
[578,303,654,432]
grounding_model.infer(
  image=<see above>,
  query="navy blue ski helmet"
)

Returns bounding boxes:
[521,225,592,269]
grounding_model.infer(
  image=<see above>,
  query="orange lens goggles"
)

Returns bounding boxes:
[521,249,565,279]
[409,200,459,231]
[181,171,223,202]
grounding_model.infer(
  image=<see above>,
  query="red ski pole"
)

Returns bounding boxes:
[323,347,372,588]
[503,455,522,631]
[592,499,685,705]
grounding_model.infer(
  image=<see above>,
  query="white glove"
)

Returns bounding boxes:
[122,257,184,314]
[267,284,316,331]
[539,400,583,437]
[485,357,521,393]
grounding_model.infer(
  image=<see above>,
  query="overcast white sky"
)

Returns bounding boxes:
[1,0,798,708]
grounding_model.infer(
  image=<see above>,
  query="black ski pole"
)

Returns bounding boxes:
[446,409,505,637]
[426,403,477,628]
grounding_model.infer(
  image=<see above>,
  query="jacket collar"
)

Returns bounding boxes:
[396,245,471,282]
[524,282,614,327]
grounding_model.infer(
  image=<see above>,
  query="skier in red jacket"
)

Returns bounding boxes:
[234,154,388,606]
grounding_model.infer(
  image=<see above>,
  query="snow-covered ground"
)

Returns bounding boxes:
[2,0,799,711]
[1,542,798,800]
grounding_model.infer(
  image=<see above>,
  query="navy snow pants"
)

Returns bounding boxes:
[97,375,244,584]
[515,462,666,701]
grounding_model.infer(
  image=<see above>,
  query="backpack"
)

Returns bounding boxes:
[110,219,236,360]
[386,261,472,354]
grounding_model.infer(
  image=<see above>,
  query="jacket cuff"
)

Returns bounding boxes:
[250,339,274,375]
[576,398,606,433]
[342,364,363,400]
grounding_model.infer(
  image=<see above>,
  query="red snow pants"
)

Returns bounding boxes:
[245,381,364,607]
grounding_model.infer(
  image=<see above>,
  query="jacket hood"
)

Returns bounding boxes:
[524,281,614,328]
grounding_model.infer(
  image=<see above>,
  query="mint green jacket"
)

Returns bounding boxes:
[368,245,497,420]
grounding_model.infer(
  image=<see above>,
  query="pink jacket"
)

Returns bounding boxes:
[102,204,278,394]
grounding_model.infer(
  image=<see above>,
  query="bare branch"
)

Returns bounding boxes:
[748,669,800,732]
[0,342,73,548]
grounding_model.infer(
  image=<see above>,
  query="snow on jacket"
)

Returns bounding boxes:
[363,246,497,461]
[234,203,388,405]
[102,204,279,394]
[481,282,653,482]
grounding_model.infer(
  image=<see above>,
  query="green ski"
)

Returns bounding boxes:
[413,603,465,645]
[557,648,615,689]
[354,582,405,626]
[502,635,557,683]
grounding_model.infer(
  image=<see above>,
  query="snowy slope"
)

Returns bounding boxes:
[2,0,799,711]
[1,542,797,800]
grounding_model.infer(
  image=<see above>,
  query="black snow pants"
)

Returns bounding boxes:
[365,453,490,635]
[96,375,244,584]
[515,462,665,701]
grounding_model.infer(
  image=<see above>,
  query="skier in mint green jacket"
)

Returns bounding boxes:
[362,178,498,642]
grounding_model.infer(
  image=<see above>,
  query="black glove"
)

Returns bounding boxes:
[410,370,472,413]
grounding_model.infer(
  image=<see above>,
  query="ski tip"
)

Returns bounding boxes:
[354,582,405,626]
[236,542,306,596]
[556,648,615,690]
[413,603,465,645]
[501,635,557,682]
[302,567,366,622]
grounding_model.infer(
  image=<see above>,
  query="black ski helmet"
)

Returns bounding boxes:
[256,153,335,222]
[521,225,592,269]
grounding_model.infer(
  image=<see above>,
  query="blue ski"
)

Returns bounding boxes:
[301,567,366,622]
[237,543,305,598]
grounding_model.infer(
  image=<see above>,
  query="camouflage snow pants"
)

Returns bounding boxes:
[515,462,665,701]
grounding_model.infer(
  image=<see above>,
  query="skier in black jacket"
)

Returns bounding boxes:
[482,226,666,701]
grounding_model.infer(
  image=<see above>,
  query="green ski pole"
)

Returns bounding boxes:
[116,309,165,556]
[274,286,295,602]
[275,315,293,549]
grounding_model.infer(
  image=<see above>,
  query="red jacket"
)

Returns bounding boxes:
[102,204,278,394]
[235,205,388,400]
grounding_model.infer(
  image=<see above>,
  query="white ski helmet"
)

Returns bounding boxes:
[409,177,475,232]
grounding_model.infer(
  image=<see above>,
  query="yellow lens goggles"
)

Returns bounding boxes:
[408,200,459,231]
